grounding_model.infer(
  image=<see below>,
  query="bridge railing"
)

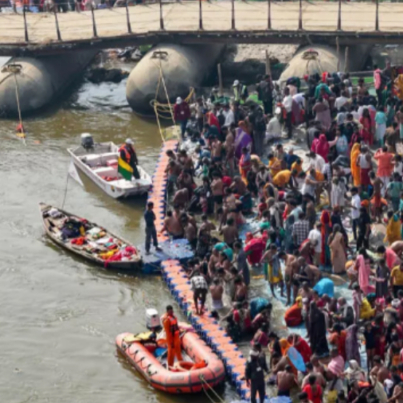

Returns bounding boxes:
[0,0,402,45]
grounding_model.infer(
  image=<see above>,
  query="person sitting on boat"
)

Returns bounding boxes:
[119,138,140,180]
[161,305,183,367]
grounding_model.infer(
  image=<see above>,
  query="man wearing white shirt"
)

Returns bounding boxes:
[222,103,235,128]
[283,87,293,139]
[334,91,349,111]
[350,187,361,242]
[293,93,305,109]
[308,223,322,266]
[307,151,325,173]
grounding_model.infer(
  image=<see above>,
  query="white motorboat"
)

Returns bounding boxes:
[67,134,151,199]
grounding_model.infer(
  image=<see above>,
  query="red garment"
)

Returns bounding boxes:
[374,150,394,178]
[222,176,232,188]
[284,303,302,327]
[207,112,221,132]
[360,116,373,145]
[360,167,371,186]
[173,102,191,121]
[244,237,266,265]
[294,337,312,363]
[312,134,329,162]
[303,384,322,403]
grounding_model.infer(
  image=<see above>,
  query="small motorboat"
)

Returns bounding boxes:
[40,203,142,271]
[67,134,151,199]
[116,322,225,394]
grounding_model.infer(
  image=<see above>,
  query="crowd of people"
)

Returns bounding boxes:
[145,63,403,403]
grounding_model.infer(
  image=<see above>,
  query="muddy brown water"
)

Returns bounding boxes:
[0,60,293,402]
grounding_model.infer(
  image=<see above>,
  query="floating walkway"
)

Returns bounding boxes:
[140,139,194,274]
[145,139,250,400]
[161,259,250,400]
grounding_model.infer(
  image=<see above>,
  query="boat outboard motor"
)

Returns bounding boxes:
[146,308,161,332]
[81,133,94,152]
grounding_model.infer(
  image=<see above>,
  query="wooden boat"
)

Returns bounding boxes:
[40,203,142,271]
[116,325,225,394]
[67,137,151,199]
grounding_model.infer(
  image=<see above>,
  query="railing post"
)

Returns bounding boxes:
[375,0,379,31]
[267,0,271,30]
[199,0,203,30]
[337,0,341,31]
[125,0,132,34]
[231,0,235,30]
[91,4,98,37]
[53,8,62,41]
[159,0,164,30]
[22,6,29,42]
[298,0,303,30]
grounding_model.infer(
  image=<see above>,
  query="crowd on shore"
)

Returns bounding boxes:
[143,64,403,403]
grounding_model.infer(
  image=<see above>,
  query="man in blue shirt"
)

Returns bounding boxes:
[144,202,162,255]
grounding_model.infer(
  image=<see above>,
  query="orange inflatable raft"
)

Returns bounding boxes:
[116,327,225,394]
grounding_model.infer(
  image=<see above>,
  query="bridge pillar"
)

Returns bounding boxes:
[22,7,29,42]
[160,0,164,30]
[298,0,303,30]
[267,0,271,30]
[375,0,379,31]
[199,0,203,30]
[231,0,235,30]
[125,0,132,34]
[91,5,98,38]
[53,9,62,41]
[337,0,342,31]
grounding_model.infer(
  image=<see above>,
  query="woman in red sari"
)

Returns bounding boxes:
[360,108,373,146]
[288,334,312,363]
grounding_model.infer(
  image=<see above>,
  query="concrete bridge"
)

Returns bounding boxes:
[1,1,403,55]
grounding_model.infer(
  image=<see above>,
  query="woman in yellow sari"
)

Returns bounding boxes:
[385,210,401,245]
[351,143,361,187]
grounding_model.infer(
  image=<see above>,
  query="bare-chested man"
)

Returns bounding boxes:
[173,188,189,209]
[211,173,224,219]
[220,217,238,248]
[178,149,194,172]
[210,277,224,311]
[209,249,220,278]
[391,241,403,259]
[276,365,298,396]
[230,175,247,196]
[370,356,390,384]
[199,214,216,237]
[279,250,298,305]
[234,275,248,302]
[160,210,184,239]
[224,130,235,176]
[211,137,223,164]
[369,171,384,223]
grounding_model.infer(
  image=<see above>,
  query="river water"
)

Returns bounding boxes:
[0,59,245,402]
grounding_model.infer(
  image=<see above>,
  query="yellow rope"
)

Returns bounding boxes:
[2,64,26,145]
[199,375,226,403]
[151,56,194,143]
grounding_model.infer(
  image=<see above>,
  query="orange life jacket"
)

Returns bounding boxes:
[119,144,133,164]
[161,313,179,336]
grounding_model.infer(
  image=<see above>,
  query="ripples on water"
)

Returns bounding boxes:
[0,61,290,402]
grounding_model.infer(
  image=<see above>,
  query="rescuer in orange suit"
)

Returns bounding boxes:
[162,305,183,367]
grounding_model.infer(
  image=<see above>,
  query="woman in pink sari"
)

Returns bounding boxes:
[355,248,373,295]
[311,134,330,162]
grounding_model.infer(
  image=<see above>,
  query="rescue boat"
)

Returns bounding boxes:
[116,326,225,394]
